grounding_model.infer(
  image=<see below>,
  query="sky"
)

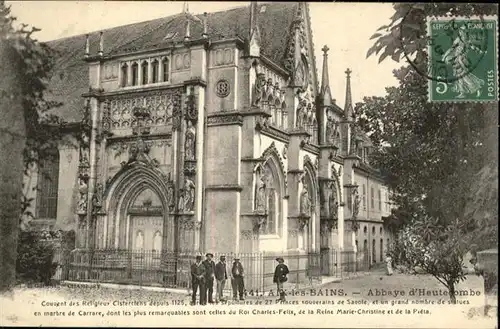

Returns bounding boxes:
[7,1,400,106]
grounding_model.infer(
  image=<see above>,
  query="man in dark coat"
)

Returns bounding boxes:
[203,253,216,304]
[231,258,245,301]
[215,255,228,303]
[191,255,206,305]
[273,257,289,302]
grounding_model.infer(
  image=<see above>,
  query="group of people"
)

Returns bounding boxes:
[190,253,290,305]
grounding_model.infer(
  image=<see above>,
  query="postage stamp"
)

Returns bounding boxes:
[427,15,498,102]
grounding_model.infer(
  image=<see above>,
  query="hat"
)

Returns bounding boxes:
[276,257,284,262]
[234,257,240,261]
[206,253,214,257]
[220,255,226,260]
[195,255,202,260]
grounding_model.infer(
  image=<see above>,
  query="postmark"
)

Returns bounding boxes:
[427,16,498,102]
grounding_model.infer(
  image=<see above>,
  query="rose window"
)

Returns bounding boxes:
[215,80,230,98]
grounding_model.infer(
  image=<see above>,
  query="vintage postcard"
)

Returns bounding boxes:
[0,1,497,328]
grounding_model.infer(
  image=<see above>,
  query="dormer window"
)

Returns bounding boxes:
[162,58,170,82]
[141,61,148,85]
[151,59,159,83]
[131,62,138,86]
[120,63,128,87]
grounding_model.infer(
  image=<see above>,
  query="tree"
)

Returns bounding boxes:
[357,3,498,302]
[0,1,62,293]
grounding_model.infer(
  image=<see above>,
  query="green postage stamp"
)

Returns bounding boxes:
[427,15,498,102]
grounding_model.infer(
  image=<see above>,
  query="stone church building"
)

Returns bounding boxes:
[26,2,394,283]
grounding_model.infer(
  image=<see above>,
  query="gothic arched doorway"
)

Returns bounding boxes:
[99,163,176,285]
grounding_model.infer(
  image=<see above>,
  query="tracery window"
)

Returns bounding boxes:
[151,60,159,83]
[141,61,148,85]
[120,64,128,87]
[259,158,283,236]
[36,151,60,219]
[162,58,169,82]
[131,62,138,86]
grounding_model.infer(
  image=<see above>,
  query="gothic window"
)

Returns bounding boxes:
[372,226,375,235]
[362,184,366,209]
[141,61,148,85]
[370,187,374,209]
[151,60,159,83]
[372,239,376,263]
[259,157,283,236]
[36,151,60,219]
[347,188,352,211]
[162,58,170,82]
[264,189,277,234]
[378,189,382,210]
[363,226,367,234]
[120,63,128,87]
[131,62,138,86]
[380,238,384,262]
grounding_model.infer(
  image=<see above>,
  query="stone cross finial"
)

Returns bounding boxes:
[322,45,330,54]
[345,68,352,77]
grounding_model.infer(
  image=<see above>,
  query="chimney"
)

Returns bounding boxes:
[202,12,208,38]
[84,34,90,58]
[98,32,104,57]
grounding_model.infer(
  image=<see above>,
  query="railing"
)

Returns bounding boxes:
[56,248,371,290]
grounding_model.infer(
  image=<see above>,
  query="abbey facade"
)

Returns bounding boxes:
[25,2,393,278]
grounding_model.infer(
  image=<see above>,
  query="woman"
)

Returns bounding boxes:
[442,26,486,98]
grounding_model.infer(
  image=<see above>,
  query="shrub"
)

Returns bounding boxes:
[16,230,59,285]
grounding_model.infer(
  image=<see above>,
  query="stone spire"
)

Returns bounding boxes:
[320,45,333,107]
[344,68,354,120]
[248,1,261,57]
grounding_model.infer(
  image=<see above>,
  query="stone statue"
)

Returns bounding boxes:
[296,99,306,128]
[185,120,196,160]
[352,187,361,219]
[79,146,90,168]
[183,176,196,212]
[166,180,175,210]
[328,183,338,219]
[178,189,185,212]
[251,73,266,107]
[300,182,311,216]
[325,116,335,145]
[153,231,162,252]
[129,136,150,163]
[135,231,144,250]
[255,167,267,212]
[77,178,88,213]
[320,181,329,217]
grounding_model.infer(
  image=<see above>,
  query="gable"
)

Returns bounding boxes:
[43,2,299,123]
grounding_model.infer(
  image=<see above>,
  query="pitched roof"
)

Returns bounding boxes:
[43,2,298,123]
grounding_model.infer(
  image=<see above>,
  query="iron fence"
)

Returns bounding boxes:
[55,248,371,291]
